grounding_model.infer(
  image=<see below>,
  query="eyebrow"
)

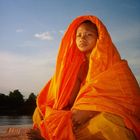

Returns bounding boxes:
[76,30,97,34]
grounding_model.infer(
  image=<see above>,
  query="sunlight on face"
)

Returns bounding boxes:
[76,22,98,53]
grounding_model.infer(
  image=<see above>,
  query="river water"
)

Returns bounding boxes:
[0,116,32,126]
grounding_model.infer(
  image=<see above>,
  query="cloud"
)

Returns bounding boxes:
[0,52,55,97]
[34,32,53,40]
[121,3,137,9]
[59,30,65,35]
[109,20,140,84]
[16,29,24,33]
[110,21,140,43]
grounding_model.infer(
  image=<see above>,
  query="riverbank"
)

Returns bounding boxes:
[0,115,32,126]
[0,124,32,133]
[0,124,32,140]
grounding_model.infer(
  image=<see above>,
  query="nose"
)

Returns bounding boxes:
[80,34,86,39]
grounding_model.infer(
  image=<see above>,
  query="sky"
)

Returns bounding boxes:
[0,0,140,98]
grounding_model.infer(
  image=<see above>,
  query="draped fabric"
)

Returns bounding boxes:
[33,15,140,140]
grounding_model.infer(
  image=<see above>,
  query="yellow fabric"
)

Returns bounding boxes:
[75,112,136,140]
[33,15,140,140]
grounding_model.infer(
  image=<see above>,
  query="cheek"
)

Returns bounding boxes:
[86,41,96,50]
[76,38,79,46]
[90,38,97,46]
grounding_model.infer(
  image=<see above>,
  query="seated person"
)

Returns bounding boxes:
[28,15,140,140]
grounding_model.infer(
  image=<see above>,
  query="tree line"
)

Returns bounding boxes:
[0,89,37,116]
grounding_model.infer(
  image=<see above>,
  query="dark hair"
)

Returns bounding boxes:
[80,20,98,36]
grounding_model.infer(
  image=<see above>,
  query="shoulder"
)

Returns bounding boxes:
[78,60,89,82]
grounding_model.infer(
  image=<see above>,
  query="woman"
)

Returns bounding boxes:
[29,15,140,140]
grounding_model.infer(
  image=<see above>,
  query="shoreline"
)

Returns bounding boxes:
[0,124,32,134]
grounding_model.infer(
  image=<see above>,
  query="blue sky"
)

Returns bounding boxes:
[0,0,140,97]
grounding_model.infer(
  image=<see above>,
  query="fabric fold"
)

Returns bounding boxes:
[33,15,140,140]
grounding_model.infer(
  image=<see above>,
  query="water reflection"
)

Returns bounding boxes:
[0,116,32,126]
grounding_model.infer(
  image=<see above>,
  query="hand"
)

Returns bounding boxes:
[27,128,45,140]
[71,109,94,133]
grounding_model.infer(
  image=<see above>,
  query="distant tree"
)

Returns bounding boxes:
[0,94,10,115]
[8,89,24,109]
[23,93,37,115]
[0,93,9,106]
[27,93,36,102]
[0,90,37,115]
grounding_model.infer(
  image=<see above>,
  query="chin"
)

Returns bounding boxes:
[79,49,87,52]
[77,47,86,52]
[78,48,91,53]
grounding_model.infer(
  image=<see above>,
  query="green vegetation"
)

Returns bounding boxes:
[0,90,37,116]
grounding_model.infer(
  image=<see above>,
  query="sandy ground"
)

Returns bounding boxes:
[0,124,32,133]
[0,124,32,140]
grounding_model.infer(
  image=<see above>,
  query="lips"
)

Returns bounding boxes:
[79,42,88,47]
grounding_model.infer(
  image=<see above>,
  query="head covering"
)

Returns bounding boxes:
[39,15,121,109]
[34,15,140,140]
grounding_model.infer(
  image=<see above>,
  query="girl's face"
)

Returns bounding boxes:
[76,23,98,53]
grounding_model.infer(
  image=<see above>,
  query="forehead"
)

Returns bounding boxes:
[76,23,97,33]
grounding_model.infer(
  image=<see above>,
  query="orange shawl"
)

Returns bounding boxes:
[33,15,140,140]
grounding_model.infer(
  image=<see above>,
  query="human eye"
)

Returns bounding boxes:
[86,32,93,37]
[76,33,81,37]
[87,33,93,36]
